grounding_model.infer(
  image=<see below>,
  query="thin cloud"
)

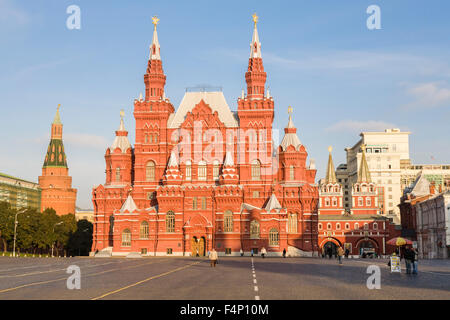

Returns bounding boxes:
[402,82,450,110]
[0,0,29,26]
[64,133,110,150]
[326,120,400,134]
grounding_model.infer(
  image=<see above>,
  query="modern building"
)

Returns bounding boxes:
[415,191,450,259]
[344,129,410,223]
[0,172,41,210]
[318,146,400,257]
[38,105,77,215]
[75,208,95,223]
[91,16,319,257]
[401,162,450,192]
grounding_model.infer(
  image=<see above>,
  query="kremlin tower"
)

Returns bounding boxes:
[39,105,77,215]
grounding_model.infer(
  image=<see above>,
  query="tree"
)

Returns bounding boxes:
[68,219,93,256]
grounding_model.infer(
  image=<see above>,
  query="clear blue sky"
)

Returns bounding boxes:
[1,0,449,208]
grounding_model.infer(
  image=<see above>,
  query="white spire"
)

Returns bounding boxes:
[167,150,178,167]
[224,151,234,166]
[150,16,161,60]
[264,193,282,211]
[250,13,262,58]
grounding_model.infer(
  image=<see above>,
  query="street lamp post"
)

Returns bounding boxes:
[12,209,27,257]
[51,221,64,257]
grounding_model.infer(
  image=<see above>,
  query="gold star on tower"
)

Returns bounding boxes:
[287,105,293,115]
[328,146,333,153]
[120,109,125,119]
[252,13,258,26]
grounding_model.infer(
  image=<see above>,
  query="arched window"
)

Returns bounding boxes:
[269,228,279,246]
[146,161,155,181]
[327,223,332,230]
[122,229,131,247]
[289,165,295,180]
[153,134,158,143]
[224,210,233,232]
[336,223,341,230]
[373,222,378,230]
[364,223,369,230]
[354,223,359,230]
[115,167,121,182]
[185,160,192,180]
[318,223,322,230]
[201,197,207,210]
[250,220,260,239]
[192,197,198,210]
[325,198,330,206]
[166,211,175,233]
[140,221,149,239]
[198,161,207,180]
[251,159,261,180]
[345,223,350,230]
[332,197,337,206]
[288,213,297,233]
[366,197,371,206]
[358,197,364,206]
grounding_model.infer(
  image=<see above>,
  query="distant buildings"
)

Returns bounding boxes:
[75,208,94,223]
[38,106,77,215]
[0,172,41,211]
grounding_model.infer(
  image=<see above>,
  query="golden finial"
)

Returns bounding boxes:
[57,104,61,111]
[287,105,293,114]
[361,144,366,152]
[328,146,333,153]
[120,109,125,119]
[252,13,258,26]
[152,16,159,30]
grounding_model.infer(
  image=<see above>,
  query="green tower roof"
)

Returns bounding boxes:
[43,138,67,168]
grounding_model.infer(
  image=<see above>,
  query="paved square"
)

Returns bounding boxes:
[0,256,448,300]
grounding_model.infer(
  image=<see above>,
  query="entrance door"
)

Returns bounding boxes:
[323,241,337,258]
[198,237,205,257]
[191,237,198,257]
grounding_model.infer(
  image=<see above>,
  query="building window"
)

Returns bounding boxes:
[332,198,337,206]
[166,211,175,233]
[224,210,233,232]
[185,160,192,180]
[358,197,363,206]
[198,161,207,180]
[269,228,279,246]
[141,248,147,255]
[364,223,369,230]
[355,223,359,230]
[288,213,297,233]
[201,197,207,210]
[250,220,260,239]
[225,248,231,255]
[251,160,261,180]
[327,223,332,230]
[318,223,322,230]
[253,191,259,198]
[193,197,198,210]
[115,168,121,182]
[373,223,378,230]
[146,161,155,181]
[122,229,131,247]
[167,248,173,255]
[290,165,295,180]
[325,198,330,207]
[140,221,149,239]
[336,223,341,230]
[345,223,350,230]
[366,197,371,206]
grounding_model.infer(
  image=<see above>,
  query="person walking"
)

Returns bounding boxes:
[282,248,286,258]
[209,248,218,267]
[240,248,244,257]
[337,246,344,265]
[251,249,254,257]
[403,245,414,274]
[261,247,267,259]
[344,247,350,259]
[411,247,418,275]
[328,247,333,259]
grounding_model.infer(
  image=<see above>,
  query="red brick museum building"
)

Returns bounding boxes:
[91,16,320,257]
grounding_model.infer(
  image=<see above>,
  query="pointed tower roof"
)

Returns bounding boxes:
[357,144,372,183]
[150,16,161,60]
[280,106,302,151]
[250,13,261,58]
[43,105,67,168]
[167,150,178,167]
[325,146,337,184]
[224,151,234,167]
[110,110,132,153]
[264,193,282,211]
[120,194,138,213]
[53,104,62,124]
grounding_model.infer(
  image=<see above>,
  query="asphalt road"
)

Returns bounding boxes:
[0,256,448,300]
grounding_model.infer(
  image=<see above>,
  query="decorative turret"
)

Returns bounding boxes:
[245,13,267,100]
[105,110,133,185]
[280,106,302,152]
[325,146,337,184]
[318,146,344,215]
[357,144,372,183]
[219,151,239,185]
[163,150,182,185]
[144,16,166,101]
[43,104,67,168]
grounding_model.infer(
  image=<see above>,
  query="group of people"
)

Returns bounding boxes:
[207,248,288,267]
[390,245,418,274]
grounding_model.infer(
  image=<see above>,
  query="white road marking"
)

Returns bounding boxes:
[254,286,258,291]
[255,296,260,300]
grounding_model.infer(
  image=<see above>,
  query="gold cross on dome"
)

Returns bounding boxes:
[328,146,333,153]
[152,16,159,28]
[120,109,125,119]
[287,105,293,114]
[252,13,258,25]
